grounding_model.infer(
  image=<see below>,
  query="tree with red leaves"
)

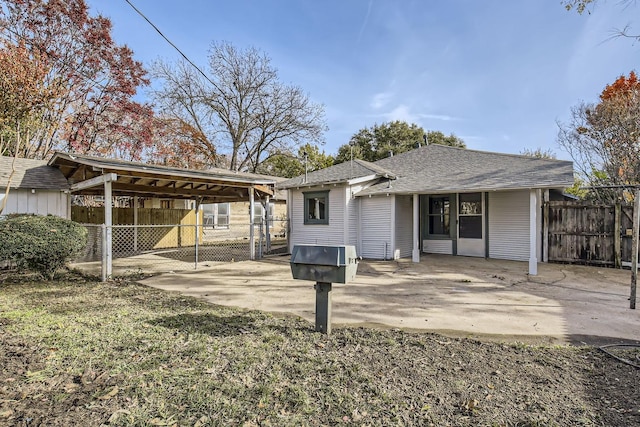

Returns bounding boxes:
[558,71,640,202]
[0,0,155,160]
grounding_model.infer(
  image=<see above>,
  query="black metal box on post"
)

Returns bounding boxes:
[290,244,359,334]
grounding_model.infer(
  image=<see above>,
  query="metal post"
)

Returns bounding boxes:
[265,196,271,253]
[315,282,332,334]
[249,187,255,260]
[258,222,264,259]
[133,196,138,252]
[194,198,201,269]
[101,224,107,282]
[630,189,639,309]
[104,180,113,279]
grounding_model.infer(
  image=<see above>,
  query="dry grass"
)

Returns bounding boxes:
[0,273,639,426]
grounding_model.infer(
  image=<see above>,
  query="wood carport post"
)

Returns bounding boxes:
[69,173,118,281]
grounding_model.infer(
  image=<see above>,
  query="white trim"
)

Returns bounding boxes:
[346,174,379,186]
[390,194,396,259]
[357,193,363,256]
[412,193,420,262]
[344,186,350,245]
[529,189,538,275]
[356,185,571,198]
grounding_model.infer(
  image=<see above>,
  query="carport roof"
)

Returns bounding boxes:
[48,152,275,202]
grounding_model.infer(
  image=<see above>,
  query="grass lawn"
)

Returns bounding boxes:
[1,273,639,426]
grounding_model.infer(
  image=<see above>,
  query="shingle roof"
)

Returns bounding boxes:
[277,159,396,189]
[49,152,277,185]
[277,144,575,194]
[0,156,69,190]
[359,144,575,195]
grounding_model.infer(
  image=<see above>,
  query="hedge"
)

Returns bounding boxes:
[0,215,87,279]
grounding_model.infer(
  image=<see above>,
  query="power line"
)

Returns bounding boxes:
[124,0,216,87]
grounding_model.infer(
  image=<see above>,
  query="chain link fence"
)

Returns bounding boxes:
[71,219,289,278]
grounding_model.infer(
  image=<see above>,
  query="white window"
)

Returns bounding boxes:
[304,191,329,225]
[253,202,275,224]
[202,203,230,228]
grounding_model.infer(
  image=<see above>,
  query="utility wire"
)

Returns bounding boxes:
[124,0,216,87]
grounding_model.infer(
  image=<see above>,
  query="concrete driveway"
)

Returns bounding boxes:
[142,254,640,345]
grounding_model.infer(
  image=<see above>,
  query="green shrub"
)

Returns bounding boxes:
[0,215,87,279]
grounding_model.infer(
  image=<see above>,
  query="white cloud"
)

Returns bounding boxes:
[385,104,415,122]
[370,91,393,109]
[419,113,459,122]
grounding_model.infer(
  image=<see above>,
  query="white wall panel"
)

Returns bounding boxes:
[1,189,69,218]
[394,195,413,259]
[488,190,529,261]
[423,240,453,255]
[289,186,346,247]
[360,196,392,259]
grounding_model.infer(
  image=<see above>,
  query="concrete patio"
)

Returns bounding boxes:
[141,254,640,345]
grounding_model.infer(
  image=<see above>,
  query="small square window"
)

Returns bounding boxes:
[304,191,329,225]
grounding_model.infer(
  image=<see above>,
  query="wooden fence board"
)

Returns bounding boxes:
[545,201,639,267]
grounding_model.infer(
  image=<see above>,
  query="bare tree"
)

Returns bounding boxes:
[151,41,327,172]
[563,0,639,41]
[557,72,640,202]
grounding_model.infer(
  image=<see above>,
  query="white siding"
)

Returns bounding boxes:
[394,195,413,259]
[347,184,362,249]
[289,186,346,247]
[423,240,453,255]
[0,189,69,218]
[488,190,529,261]
[360,195,392,259]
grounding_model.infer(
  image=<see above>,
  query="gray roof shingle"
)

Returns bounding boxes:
[361,144,574,195]
[277,144,574,194]
[0,156,69,190]
[277,159,396,189]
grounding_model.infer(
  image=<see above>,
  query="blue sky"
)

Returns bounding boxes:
[86,0,638,161]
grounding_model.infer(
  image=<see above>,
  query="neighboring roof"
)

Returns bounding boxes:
[48,152,277,203]
[0,156,69,190]
[359,144,574,196]
[277,159,396,189]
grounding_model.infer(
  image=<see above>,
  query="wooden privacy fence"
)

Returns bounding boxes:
[545,201,638,267]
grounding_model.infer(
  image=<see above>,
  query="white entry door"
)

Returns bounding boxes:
[457,192,485,257]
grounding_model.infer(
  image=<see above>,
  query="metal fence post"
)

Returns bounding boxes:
[101,224,107,282]
[194,224,199,270]
[258,222,264,259]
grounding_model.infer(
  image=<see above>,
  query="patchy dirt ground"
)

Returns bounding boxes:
[1,275,639,426]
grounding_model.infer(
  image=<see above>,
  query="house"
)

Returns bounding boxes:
[278,144,575,275]
[0,156,70,218]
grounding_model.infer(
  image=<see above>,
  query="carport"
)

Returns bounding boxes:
[49,152,276,280]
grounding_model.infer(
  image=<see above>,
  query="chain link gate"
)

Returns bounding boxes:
[72,219,289,278]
